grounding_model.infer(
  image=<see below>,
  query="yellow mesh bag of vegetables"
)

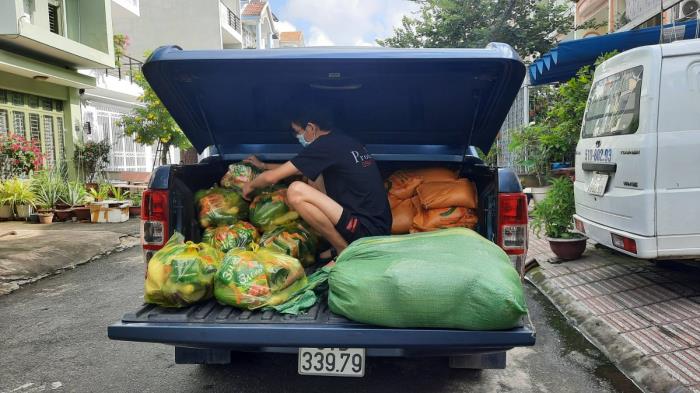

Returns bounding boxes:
[202,221,260,253]
[195,187,249,228]
[259,222,318,267]
[214,246,307,310]
[144,233,223,308]
[249,189,299,232]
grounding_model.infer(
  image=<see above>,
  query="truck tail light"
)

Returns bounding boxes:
[498,193,529,277]
[141,189,169,255]
[611,233,637,254]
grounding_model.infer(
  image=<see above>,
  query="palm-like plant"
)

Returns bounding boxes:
[87,183,111,202]
[3,178,36,211]
[108,185,130,201]
[61,181,87,207]
[31,169,63,210]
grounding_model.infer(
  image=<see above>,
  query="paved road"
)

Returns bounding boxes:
[0,247,641,393]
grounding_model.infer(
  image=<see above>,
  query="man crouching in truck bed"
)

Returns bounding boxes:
[241,111,392,260]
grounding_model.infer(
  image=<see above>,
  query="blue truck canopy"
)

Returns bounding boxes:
[142,44,525,161]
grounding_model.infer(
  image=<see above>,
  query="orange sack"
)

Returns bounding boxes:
[386,171,423,200]
[386,168,459,200]
[387,193,402,209]
[391,198,417,234]
[416,179,477,210]
[411,206,478,233]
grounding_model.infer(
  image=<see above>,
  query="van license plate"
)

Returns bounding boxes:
[298,348,365,377]
[587,174,609,196]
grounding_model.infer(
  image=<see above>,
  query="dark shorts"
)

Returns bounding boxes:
[335,209,371,243]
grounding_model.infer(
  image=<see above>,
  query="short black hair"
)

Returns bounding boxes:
[292,107,334,131]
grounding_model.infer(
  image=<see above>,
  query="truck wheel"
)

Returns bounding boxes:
[449,352,506,369]
[175,347,232,365]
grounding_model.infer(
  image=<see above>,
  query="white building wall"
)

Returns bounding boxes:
[111,0,222,60]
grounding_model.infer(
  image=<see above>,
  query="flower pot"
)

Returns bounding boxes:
[15,204,32,219]
[129,205,141,218]
[0,204,12,219]
[73,206,91,222]
[27,213,39,224]
[55,202,71,211]
[38,212,54,224]
[547,236,588,260]
[54,208,74,222]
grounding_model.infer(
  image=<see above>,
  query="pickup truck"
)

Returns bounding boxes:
[108,43,536,375]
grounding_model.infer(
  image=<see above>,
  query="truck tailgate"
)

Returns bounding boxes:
[109,300,535,355]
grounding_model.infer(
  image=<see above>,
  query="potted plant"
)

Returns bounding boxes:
[31,170,63,224]
[73,140,110,190]
[3,178,35,219]
[129,193,141,217]
[0,180,12,219]
[108,184,130,203]
[56,181,87,221]
[88,183,111,203]
[531,177,587,260]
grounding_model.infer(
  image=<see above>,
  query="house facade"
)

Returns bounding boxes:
[0,0,114,172]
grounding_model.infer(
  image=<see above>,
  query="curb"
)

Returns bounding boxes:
[0,234,139,296]
[527,265,692,393]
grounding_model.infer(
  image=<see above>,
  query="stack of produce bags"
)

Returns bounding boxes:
[385,168,478,234]
[195,187,249,228]
[202,221,260,253]
[144,233,223,308]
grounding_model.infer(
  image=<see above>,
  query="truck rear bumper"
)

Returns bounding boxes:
[108,321,535,356]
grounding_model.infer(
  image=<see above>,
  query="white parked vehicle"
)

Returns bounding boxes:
[574,39,700,259]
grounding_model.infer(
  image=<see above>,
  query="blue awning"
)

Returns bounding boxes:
[529,20,699,85]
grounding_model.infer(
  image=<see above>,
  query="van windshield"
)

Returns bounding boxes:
[581,65,643,138]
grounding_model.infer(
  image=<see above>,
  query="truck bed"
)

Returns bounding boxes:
[108,299,536,357]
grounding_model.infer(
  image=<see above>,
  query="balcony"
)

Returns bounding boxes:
[0,0,114,69]
[220,1,243,49]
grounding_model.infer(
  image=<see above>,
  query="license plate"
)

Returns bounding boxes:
[587,173,609,196]
[298,348,365,377]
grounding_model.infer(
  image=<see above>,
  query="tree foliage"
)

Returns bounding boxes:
[378,0,582,58]
[119,71,191,165]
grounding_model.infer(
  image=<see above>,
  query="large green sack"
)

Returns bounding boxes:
[329,228,527,330]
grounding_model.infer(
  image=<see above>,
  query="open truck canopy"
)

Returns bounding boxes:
[142,44,525,161]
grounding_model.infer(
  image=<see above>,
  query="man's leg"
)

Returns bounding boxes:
[286,181,348,253]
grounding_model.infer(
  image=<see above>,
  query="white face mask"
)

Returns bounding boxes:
[296,133,311,147]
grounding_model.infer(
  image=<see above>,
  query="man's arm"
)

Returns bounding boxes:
[242,161,301,199]
[243,155,281,171]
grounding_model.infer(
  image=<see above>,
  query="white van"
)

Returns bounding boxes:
[574,39,700,259]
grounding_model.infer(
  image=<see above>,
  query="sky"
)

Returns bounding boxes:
[267,0,420,46]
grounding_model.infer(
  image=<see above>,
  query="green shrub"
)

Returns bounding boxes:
[531,177,577,239]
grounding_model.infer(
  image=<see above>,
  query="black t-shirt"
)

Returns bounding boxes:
[291,131,391,236]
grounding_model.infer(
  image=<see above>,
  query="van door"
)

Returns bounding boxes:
[574,47,661,237]
[655,47,700,256]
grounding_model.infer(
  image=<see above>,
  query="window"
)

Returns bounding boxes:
[48,0,64,35]
[41,98,53,111]
[13,112,26,135]
[582,66,643,138]
[55,100,63,111]
[27,95,39,108]
[11,93,24,106]
[0,90,7,104]
[43,115,55,168]
[29,114,41,143]
[56,117,65,162]
[0,110,8,136]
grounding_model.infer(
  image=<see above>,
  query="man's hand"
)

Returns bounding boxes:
[243,155,265,170]
[241,181,254,201]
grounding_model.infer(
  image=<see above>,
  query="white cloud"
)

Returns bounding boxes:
[275,20,297,33]
[282,0,418,46]
[307,26,335,46]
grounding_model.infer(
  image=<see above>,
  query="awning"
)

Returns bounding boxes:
[529,19,699,85]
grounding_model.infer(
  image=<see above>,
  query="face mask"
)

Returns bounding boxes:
[296,133,311,147]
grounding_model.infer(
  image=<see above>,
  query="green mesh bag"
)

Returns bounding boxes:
[328,228,527,330]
